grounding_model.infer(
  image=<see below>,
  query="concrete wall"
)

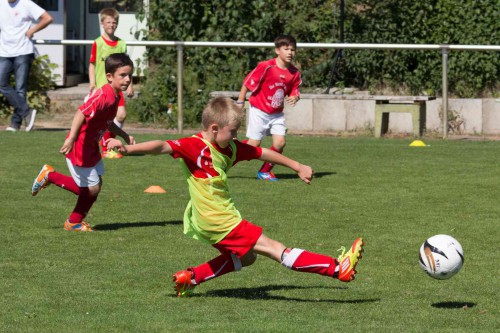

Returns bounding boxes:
[283,95,500,135]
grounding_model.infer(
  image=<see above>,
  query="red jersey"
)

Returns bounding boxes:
[166,133,262,178]
[243,58,301,114]
[66,84,120,167]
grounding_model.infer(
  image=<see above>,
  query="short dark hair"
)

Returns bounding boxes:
[274,34,297,48]
[105,53,134,75]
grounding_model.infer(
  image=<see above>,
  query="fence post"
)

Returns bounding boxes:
[176,44,184,134]
[441,46,449,139]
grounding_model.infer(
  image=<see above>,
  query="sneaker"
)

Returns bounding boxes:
[6,126,18,132]
[172,270,196,297]
[102,149,123,159]
[257,171,278,181]
[64,220,93,232]
[24,109,37,132]
[31,164,54,196]
[337,237,365,282]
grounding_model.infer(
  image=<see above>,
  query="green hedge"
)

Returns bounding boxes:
[129,0,499,126]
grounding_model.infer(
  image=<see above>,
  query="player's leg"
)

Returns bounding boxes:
[32,164,80,196]
[63,160,104,232]
[258,134,285,178]
[245,105,268,146]
[257,114,287,181]
[253,233,365,282]
[173,220,262,297]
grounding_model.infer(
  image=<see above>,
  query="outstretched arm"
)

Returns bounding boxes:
[259,148,313,184]
[107,139,173,156]
[108,122,135,145]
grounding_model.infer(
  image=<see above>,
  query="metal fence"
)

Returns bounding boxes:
[35,40,500,137]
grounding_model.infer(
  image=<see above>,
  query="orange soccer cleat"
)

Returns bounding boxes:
[63,220,93,232]
[337,237,365,282]
[172,270,196,297]
[31,164,54,196]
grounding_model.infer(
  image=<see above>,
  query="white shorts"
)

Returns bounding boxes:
[246,105,287,141]
[66,158,104,187]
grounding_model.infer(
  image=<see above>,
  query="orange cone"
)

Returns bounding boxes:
[144,185,167,194]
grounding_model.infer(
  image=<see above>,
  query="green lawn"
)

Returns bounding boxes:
[1,131,498,332]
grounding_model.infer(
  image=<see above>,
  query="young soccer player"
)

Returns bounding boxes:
[89,7,134,158]
[237,34,302,181]
[31,53,135,232]
[106,97,364,297]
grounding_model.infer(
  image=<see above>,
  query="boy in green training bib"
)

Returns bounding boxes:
[107,97,365,297]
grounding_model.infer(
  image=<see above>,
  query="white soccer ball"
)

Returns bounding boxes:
[419,234,464,280]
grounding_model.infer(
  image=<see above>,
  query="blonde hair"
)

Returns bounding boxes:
[202,97,244,130]
[99,8,119,22]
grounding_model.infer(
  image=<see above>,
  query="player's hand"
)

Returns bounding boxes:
[286,96,300,106]
[89,84,96,94]
[106,138,124,151]
[297,163,313,184]
[59,138,74,155]
[128,135,136,145]
[126,85,134,98]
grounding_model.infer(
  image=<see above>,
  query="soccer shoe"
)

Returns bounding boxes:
[337,237,365,282]
[172,270,196,297]
[6,126,19,132]
[31,164,55,196]
[63,220,93,232]
[257,171,278,181]
[102,149,123,159]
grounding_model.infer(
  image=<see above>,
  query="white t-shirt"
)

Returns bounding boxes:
[0,0,45,57]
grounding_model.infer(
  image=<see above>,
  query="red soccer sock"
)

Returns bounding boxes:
[191,254,240,285]
[48,171,80,195]
[281,248,338,277]
[100,131,116,151]
[259,145,282,173]
[68,187,97,223]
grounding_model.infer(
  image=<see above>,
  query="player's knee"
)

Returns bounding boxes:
[240,251,258,267]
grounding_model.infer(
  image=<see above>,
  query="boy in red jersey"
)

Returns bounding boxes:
[237,34,302,181]
[30,53,135,232]
[89,8,134,158]
[107,97,364,297]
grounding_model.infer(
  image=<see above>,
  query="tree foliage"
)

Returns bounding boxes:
[129,0,499,125]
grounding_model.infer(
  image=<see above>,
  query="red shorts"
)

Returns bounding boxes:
[213,220,263,258]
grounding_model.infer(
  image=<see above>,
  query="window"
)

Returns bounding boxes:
[33,0,58,11]
[89,0,141,14]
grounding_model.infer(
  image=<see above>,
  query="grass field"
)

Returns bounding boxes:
[1,131,498,332]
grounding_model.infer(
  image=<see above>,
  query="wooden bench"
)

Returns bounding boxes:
[374,96,435,138]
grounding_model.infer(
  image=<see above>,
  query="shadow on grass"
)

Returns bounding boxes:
[180,284,380,303]
[431,301,476,309]
[35,127,70,132]
[231,171,336,180]
[93,220,182,231]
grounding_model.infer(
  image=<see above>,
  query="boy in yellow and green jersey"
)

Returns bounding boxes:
[107,97,365,297]
[88,7,133,159]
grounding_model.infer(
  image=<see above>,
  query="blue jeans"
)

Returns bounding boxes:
[0,54,34,128]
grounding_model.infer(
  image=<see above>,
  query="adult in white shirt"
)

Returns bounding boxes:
[0,0,52,131]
